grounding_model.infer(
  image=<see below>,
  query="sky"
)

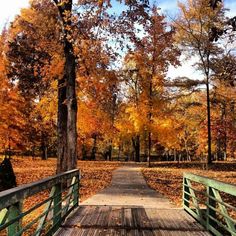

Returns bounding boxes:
[0,0,235,80]
[1,0,235,29]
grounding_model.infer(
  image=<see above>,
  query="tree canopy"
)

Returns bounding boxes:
[0,0,235,167]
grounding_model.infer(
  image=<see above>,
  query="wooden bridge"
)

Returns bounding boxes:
[0,165,235,236]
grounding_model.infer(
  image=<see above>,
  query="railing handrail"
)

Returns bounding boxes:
[184,172,236,196]
[0,169,80,209]
[183,172,236,236]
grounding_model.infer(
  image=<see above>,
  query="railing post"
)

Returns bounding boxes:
[183,176,190,208]
[0,208,8,225]
[53,183,62,232]
[0,169,80,235]
[73,174,79,207]
[206,186,216,230]
[7,202,22,236]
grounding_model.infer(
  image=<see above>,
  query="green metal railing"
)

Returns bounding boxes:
[183,173,236,236]
[0,169,80,236]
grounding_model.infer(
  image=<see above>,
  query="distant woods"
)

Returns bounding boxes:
[0,0,235,169]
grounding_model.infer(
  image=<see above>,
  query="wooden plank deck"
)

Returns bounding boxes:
[56,206,210,235]
[56,166,211,235]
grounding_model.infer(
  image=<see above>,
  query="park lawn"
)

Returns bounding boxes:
[142,161,236,207]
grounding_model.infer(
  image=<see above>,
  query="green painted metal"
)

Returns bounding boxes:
[184,173,236,196]
[0,169,79,209]
[183,178,190,208]
[8,203,22,236]
[63,177,76,216]
[35,186,55,236]
[0,208,8,225]
[53,183,62,234]
[0,169,80,236]
[206,186,216,231]
[183,173,236,236]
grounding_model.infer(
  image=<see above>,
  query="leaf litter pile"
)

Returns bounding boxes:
[0,157,120,236]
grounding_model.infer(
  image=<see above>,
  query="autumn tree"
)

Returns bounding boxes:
[50,0,77,172]
[211,53,236,159]
[124,6,179,165]
[0,32,25,153]
[76,37,120,160]
[122,53,144,162]
[53,0,153,166]
[174,0,226,165]
[6,0,61,159]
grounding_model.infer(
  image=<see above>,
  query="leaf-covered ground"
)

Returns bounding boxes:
[0,157,120,236]
[142,161,236,207]
[2,158,236,235]
[11,157,120,201]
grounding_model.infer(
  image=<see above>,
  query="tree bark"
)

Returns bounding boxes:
[54,0,77,173]
[147,131,151,167]
[132,135,140,162]
[91,135,97,160]
[147,76,153,167]
[143,129,148,162]
[108,144,112,161]
[57,75,68,172]
[82,143,87,160]
[41,132,48,160]
[118,144,121,161]
[206,76,212,165]
[174,149,177,161]
[65,39,77,170]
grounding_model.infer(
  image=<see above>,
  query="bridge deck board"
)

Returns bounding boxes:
[57,206,210,236]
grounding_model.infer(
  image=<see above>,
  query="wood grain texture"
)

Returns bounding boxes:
[56,206,210,235]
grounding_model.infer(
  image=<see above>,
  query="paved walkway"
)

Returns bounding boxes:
[56,166,210,235]
[81,166,172,208]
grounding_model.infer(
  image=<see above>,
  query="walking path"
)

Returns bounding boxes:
[82,165,172,208]
[56,165,210,235]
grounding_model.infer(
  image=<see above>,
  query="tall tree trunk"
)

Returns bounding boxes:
[82,143,87,160]
[147,131,151,167]
[147,76,152,167]
[41,144,48,160]
[108,143,112,161]
[91,135,97,160]
[118,144,121,161]
[143,129,148,162]
[54,0,77,173]
[41,132,48,160]
[65,40,77,170]
[57,76,68,172]
[206,75,212,165]
[32,146,35,160]
[223,103,227,160]
[132,135,140,162]
[174,149,177,162]
[136,135,140,162]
